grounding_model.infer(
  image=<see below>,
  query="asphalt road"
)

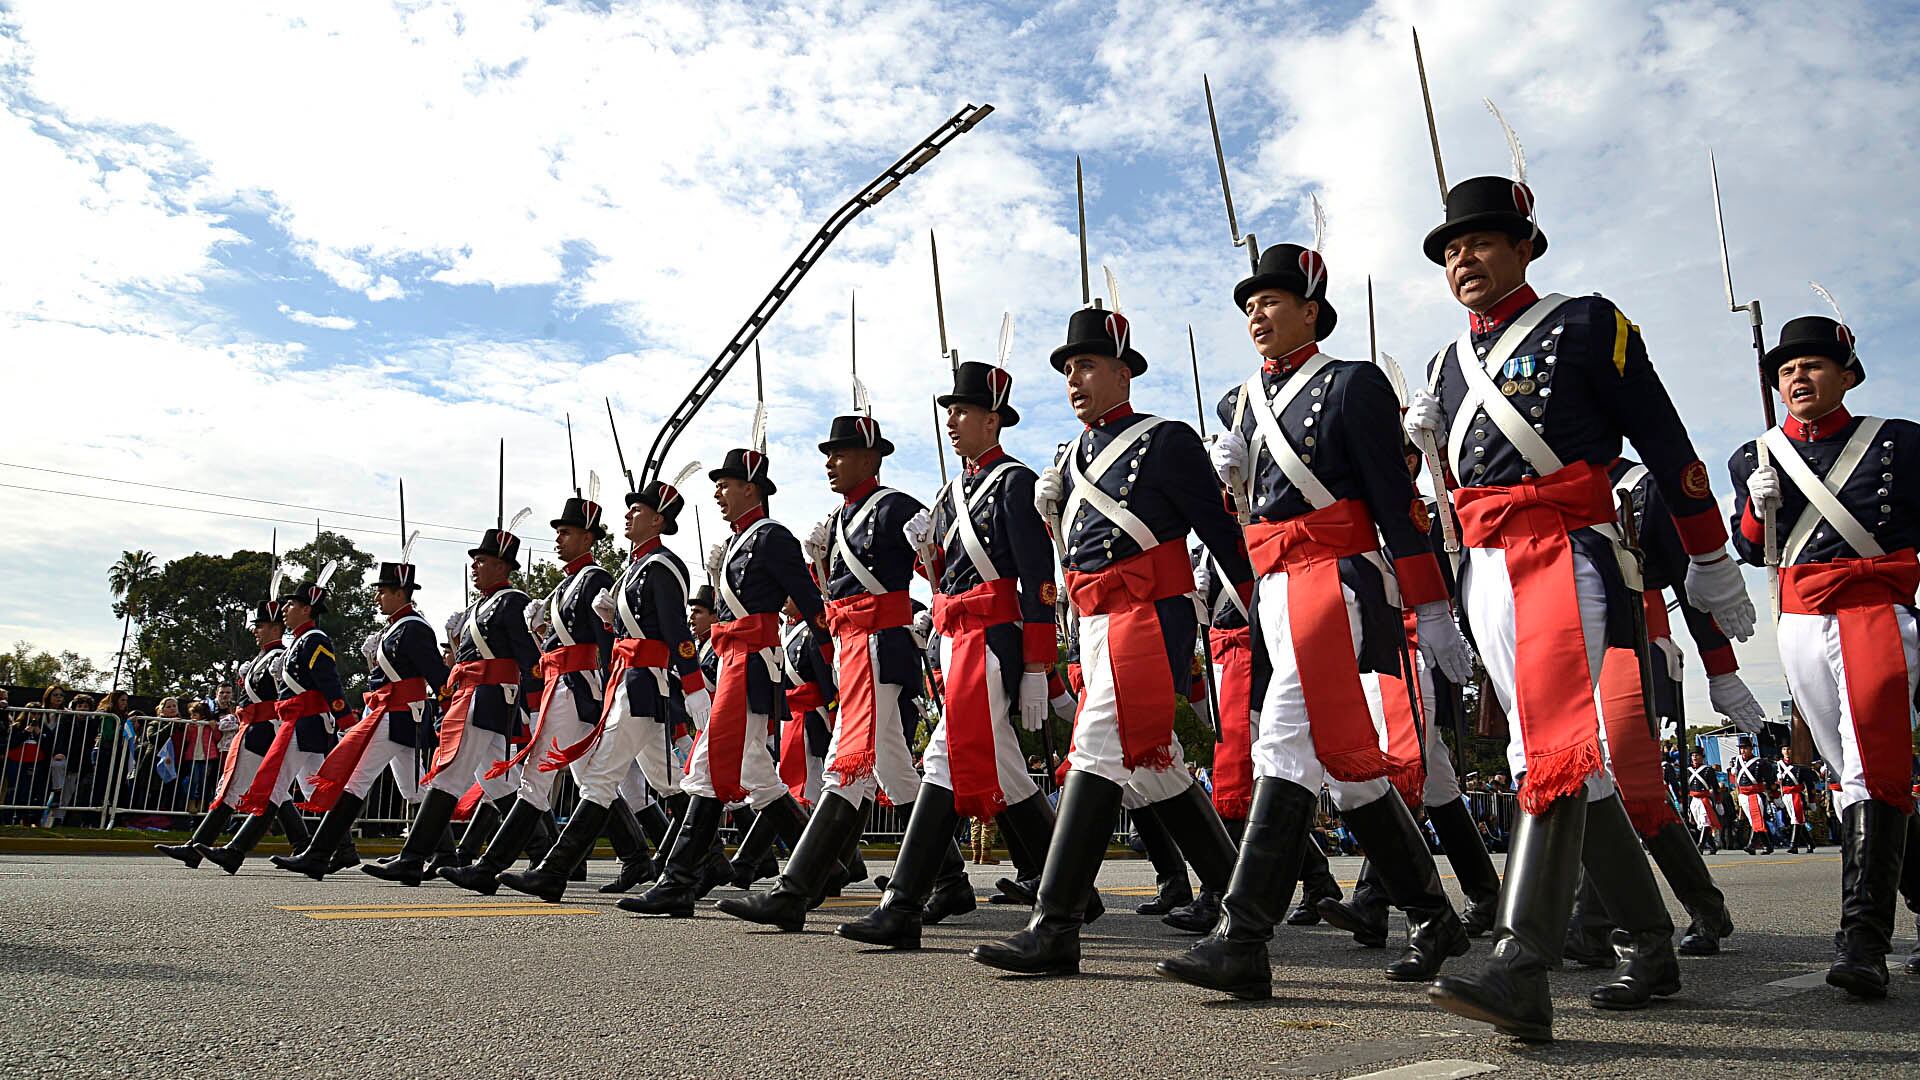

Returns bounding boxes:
[1,848,1915,1079]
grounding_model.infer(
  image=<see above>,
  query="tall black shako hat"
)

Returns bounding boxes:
[818,414,895,456]
[624,479,688,535]
[709,447,776,498]
[1049,307,1145,375]
[551,495,609,543]
[689,584,717,612]
[277,559,339,617]
[1234,243,1338,340]
[1424,176,1547,266]
[1764,315,1866,386]
[374,561,420,591]
[937,361,1020,426]
[470,506,530,571]
[252,597,286,626]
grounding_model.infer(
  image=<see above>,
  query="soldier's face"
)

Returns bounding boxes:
[252,622,282,648]
[946,403,999,461]
[824,447,880,495]
[1444,230,1532,312]
[374,585,409,617]
[1244,289,1318,359]
[1775,354,1856,421]
[625,503,662,545]
[714,477,760,523]
[282,599,312,627]
[1063,353,1129,424]
[471,554,510,592]
[689,606,713,638]
[554,524,594,562]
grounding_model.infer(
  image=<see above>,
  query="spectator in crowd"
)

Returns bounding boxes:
[213,685,239,757]
[1715,782,1741,852]
[43,690,90,827]
[4,695,41,825]
[179,700,221,815]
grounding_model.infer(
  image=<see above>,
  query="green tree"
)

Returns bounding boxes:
[0,641,104,691]
[124,549,274,697]
[106,549,156,692]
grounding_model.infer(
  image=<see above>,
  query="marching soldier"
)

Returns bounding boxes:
[439,490,624,893]
[970,305,1255,978]
[837,361,1069,949]
[1686,747,1722,854]
[1408,173,1757,1038]
[621,448,821,918]
[777,597,834,817]
[364,521,540,884]
[483,480,703,901]
[720,413,930,931]
[1729,740,1778,855]
[157,588,289,867]
[197,570,345,872]
[1158,237,1476,1002]
[1731,310,1917,999]
[273,551,449,878]
[1779,746,1819,853]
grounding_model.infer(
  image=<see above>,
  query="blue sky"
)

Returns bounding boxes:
[3,0,1918,724]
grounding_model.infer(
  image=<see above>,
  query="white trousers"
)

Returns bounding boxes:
[1252,570,1392,811]
[1067,608,1192,803]
[578,675,674,807]
[1461,547,1614,803]
[518,681,599,812]
[1415,655,1463,807]
[342,715,424,802]
[681,707,788,810]
[1777,606,1920,816]
[262,748,326,808]
[426,725,515,799]
[920,635,1040,806]
[1689,796,1717,834]
[214,746,266,811]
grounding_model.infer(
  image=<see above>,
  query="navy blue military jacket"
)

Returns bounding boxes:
[715,506,828,716]
[1728,409,1920,568]
[235,646,285,754]
[540,556,617,725]
[1685,763,1719,795]
[1218,347,1444,673]
[366,605,450,747]
[449,584,541,737]
[930,445,1059,698]
[1612,457,1736,723]
[781,616,836,758]
[1427,288,1727,647]
[825,479,925,695]
[1729,755,1777,788]
[278,622,343,753]
[1058,404,1254,699]
[607,540,699,720]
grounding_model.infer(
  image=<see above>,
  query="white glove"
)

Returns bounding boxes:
[1745,465,1783,517]
[1248,709,1262,739]
[903,508,934,549]
[360,630,382,662]
[1404,388,1444,441]
[805,521,832,568]
[1414,601,1475,683]
[1049,690,1078,720]
[684,687,712,731]
[1192,556,1213,600]
[591,588,617,626]
[1685,553,1757,642]
[1019,672,1047,732]
[705,541,728,582]
[1651,636,1684,682]
[525,603,551,637]
[912,611,934,650]
[1207,430,1247,485]
[1708,672,1766,734]
[1034,465,1065,521]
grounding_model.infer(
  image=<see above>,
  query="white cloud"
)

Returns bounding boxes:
[275,303,357,330]
[2,0,1916,730]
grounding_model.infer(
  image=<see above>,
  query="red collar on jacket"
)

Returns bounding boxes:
[386,604,416,626]
[289,620,316,637]
[562,553,595,575]
[1087,402,1134,430]
[1263,341,1318,376]
[841,476,880,506]
[1468,284,1540,334]
[731,505,767,533]
[477,580,509,597]
[1783,404,1852,443]
[630,537,662,561]
[966,444,1008,476]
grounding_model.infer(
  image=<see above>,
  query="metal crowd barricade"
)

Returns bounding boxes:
[0,706,125,828]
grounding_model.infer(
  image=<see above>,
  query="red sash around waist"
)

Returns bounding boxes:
[211,701,277,807]
[1454,460,1616,813]
[489,643,602,779]
[1781,549,1919,811]
[302,677,430,811]
[1065,541,1195,771]
[1690,788,1722,829]
[236,690,331,813]
[1208,625,1255,821]
[1247,499,1397,783]
[824,590,913,785]
[933,578,1024,817]
[704,612,783,802]
[1736,784,1769,831]
[421,658,523,784]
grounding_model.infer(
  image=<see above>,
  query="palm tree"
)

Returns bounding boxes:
[108,549,156,692]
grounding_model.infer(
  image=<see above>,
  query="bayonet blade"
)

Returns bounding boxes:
[496,438,505,531]
[1187,324,1207,439]
[566,412,578,496]
[1367,275,1378,365]
[1075,156,1090,306]
[605,397,634,493]
[930,230,951,367]
[1709,148,1740,314]
[1413,27,1449,204]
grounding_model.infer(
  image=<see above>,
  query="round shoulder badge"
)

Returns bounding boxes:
[1680,460,1712,501]
[678,641,697,659]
